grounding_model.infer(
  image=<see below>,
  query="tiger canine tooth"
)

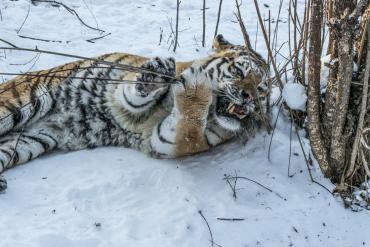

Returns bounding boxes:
[234,112,247,119]
[229,105,235,114]
[227,102,234,111]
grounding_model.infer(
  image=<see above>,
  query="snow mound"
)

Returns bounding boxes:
[282,83,307,111]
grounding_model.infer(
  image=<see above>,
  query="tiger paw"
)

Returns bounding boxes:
[0,175,7,192]
[174,65,213,118]
[135,57,176,97]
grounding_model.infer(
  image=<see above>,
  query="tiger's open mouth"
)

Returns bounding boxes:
[226,102,247,119]
[216,95,255,120]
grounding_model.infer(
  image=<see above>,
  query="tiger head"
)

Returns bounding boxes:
[203,34,270,132]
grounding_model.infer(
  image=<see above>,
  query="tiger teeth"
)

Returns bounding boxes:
[228,105,235,114]
[226,103,246,119]
[227,102,234,111]
[234,113,247,119]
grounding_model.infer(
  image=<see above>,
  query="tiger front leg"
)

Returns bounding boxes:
[173,68,213,156]
[135,57,176,97]
[150,66,213,157]
[118,57,176,114]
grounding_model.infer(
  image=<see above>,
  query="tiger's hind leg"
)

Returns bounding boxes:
[0,125,60,191]
[0,87,54,137]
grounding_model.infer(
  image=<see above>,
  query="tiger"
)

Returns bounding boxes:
[0,34,269,191]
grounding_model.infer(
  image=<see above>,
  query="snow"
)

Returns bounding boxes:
[320,55,331,95]
[282,83,307,111]
[1,0,370,246]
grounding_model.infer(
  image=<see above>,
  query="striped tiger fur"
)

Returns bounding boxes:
[0,35,269,191]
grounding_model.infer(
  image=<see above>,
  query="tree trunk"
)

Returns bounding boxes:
[329,8,355,178]
[307,0,331,177]
[306,0,370,198]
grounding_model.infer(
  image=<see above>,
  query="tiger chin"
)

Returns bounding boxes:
[0,34,269,191]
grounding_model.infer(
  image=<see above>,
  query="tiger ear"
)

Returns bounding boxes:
[212,34,234,52]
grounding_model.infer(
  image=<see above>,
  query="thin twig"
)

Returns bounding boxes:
[0,72,177,85]
[224,173,238,199]
[254,21,259,51]
[209,241,223,247]
[268,103,283,161]
[202,0,206,47]
[271,0,284,61]
[0,39,18,48]
[217,218,245,221]
[292,110,333,195]
[267,10,272,115]
[345,23,370,180]
[0,75,174,125]
[214,0,223,38]
[32,0,105,33]
[159,27,163,46]
[253,0,284,89]
[82,0,100,31]
[18,34,66,43]
[288,115,296,177]
[224,175,287,200]
[24,52,41,72]
[9,53,40,66]
[173,0,180,52]
[235,0,252,50]
[198,210,214,247]
[86,32,111,43]
[292,0,299,79]
[17,4,31,34]
[301,0,311,86]
[0,46,177,79]
[0,62,180,96]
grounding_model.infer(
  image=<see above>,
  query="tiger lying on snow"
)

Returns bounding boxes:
[0,35,269,191]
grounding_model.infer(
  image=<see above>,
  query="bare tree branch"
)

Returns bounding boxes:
[18,34,65,43]
[17,4,31,34]
[198,210,214,247]
[345,23,370,180]
[0,46,177,79]
[235,0,252,50]
[31,0,105,33]
[202,0,206,47]
[0,72,176,85]
[0,39,18,48]
[86,32,111,43]
[253,0,284,89]
[173,0,180,52]
[214,0,223,38]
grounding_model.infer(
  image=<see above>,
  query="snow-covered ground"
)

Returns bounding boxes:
[0,0,369,246]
